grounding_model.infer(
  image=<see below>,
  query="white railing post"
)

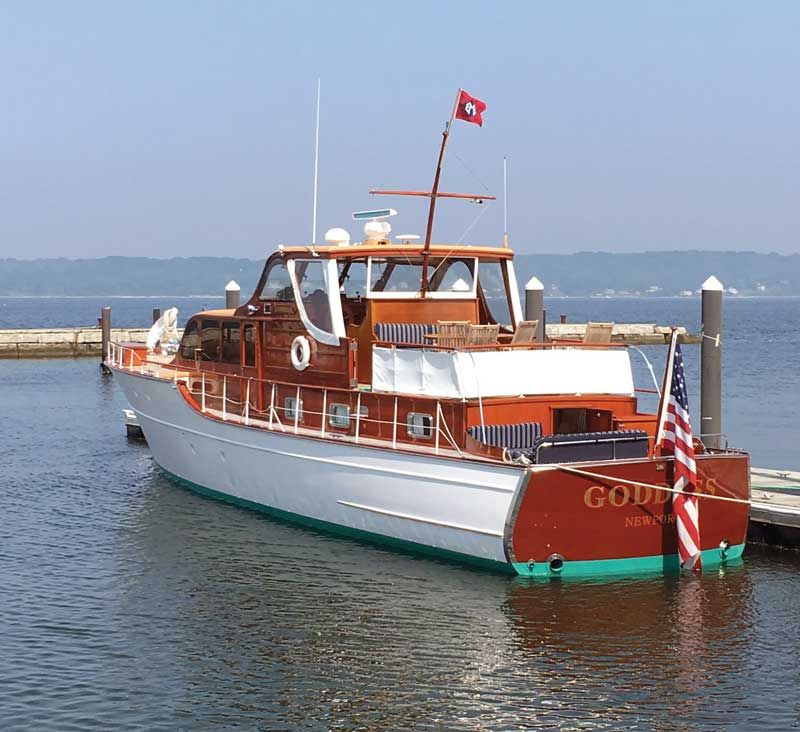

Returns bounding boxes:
[321,389,327,438]
[355,392,362,444]
[245,379,251,425]
[269,383,275,429]
[222,376,227,421]
[435,401,441,455]
[392,397,398,449]
[294,386,300,434]
[201,373,206,412]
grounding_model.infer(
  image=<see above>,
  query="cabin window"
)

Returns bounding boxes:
[478,259,513,326]
[220,321,240,364]
[367,257,477,299]
[285,397,303,422]
[338,259,368,298]
[287,259,346,346]
[328,403,351,429]
[407,412,433,439]
[294,260,333,332]
[200,319,221,361]
[259,260,293,301]
[180,319,200,359]
[428,258,477,294]
[243,324,256,367]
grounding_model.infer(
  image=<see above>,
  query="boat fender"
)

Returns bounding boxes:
[291,335,311,371]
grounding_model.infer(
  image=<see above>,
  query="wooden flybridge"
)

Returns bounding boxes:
[108,90,751,578]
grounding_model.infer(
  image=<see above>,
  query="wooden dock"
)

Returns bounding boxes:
[749,467,800,548]
[0,323,697,359]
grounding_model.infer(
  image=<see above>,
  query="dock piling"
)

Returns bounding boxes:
[524,276,544,342]
[226,280,241,309]
[100,306,111,373]
[152,308,161,324]
[701,275,723,448]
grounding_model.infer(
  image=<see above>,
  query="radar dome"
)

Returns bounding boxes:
[364,220,391,240]
[324,227,351,246]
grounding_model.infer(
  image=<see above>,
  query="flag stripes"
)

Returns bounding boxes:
[657,335,702,570]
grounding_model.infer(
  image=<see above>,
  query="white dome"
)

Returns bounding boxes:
[324,227,351,246]
[364,220,391,240]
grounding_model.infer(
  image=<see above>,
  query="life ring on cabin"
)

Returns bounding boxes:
[290,335,311,371]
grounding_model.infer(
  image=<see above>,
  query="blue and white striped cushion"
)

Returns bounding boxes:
[375,322,437,345]
[468,422,542,449]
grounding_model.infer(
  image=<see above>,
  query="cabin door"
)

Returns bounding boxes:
[240,322,261,413]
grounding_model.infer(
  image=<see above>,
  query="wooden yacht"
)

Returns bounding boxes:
[110,96,749,576]
[110,222,749,577]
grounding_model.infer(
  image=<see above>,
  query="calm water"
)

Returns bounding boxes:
[2,299,800,730]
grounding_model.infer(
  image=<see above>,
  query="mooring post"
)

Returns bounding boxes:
[225,280,241,310]
[701,275,723,449]
[152,308,161,324]
[524,276,544,342]
[100,306,111,373]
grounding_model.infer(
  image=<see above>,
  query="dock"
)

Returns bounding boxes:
[0,323,697,359]
[749,467,800,547]
[0,327,151,359]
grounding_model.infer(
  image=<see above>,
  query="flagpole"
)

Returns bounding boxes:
[421,88,462,296]
[311,78,321,245]
[653,328,679,455]
[503,156,509,248]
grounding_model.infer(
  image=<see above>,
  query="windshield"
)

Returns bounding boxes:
[367,256,477,297]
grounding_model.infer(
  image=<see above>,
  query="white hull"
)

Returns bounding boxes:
[115,369,526,566]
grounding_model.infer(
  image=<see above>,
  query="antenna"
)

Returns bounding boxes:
[312,78,321,244]
[503,156,509,247]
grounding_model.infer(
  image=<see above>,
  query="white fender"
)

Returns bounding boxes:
[290,335,311,371]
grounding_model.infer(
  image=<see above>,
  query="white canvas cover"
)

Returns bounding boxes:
[372,346,635,398]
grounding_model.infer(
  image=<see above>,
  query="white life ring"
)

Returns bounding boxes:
[290,335,311,371]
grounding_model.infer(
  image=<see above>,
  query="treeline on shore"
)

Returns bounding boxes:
[1,251,799,297]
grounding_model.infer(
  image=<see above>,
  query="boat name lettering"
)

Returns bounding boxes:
[583,476,721,509]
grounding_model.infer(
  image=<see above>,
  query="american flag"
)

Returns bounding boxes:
[657,333,702,570]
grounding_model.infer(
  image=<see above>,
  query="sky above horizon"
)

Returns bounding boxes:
[1,1,799,259]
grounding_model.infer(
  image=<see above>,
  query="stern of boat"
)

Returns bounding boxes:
[505,451,750,578]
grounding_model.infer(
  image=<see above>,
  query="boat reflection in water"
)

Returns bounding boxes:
[116,467,757,730]
[503,566,755,726]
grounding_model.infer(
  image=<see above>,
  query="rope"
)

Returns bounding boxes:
[456,200,493,243]
[550,464,751,505]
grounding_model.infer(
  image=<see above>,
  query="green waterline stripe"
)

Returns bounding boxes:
[513,542,746,578]
[159,468,745,580]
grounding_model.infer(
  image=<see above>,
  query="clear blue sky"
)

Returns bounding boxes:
[1,1,798,259]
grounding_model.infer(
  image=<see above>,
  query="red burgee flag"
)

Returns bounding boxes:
[656,331,702,570]
[455,89,487,126]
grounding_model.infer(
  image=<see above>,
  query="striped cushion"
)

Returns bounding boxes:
[468,422,542,449]
[375,322,437,345]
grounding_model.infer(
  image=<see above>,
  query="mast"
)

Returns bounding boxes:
[420,89,461,295]
[311,78,321,244]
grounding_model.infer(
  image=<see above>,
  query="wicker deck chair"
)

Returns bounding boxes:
[583,321,615,343]
[436,321,471,348]
[510,319,539,344]
[467,324,500,346]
